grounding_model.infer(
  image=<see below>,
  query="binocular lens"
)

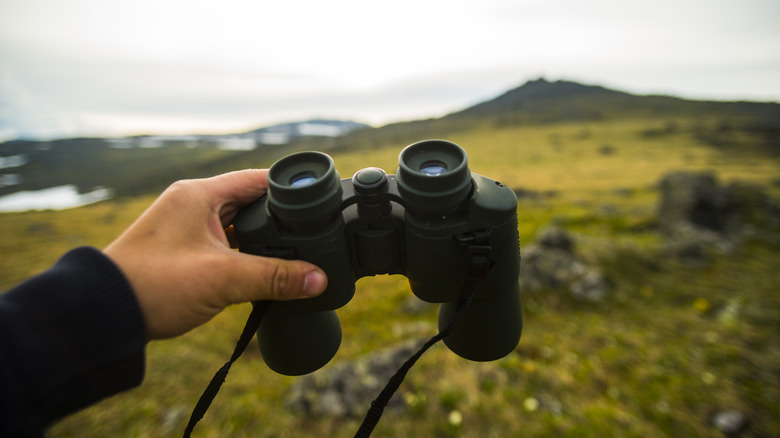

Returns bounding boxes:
[267,151,343,225]
[397,140,472,213]
[289,172,318,188]
[420,160,448,176]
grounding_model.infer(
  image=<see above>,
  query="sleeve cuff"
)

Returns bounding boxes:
[0,246,147,428]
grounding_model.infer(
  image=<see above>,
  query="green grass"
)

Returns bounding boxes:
[2,117,779,437]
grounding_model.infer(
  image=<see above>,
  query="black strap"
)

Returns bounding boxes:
[183,300,271,438]
[353,275,481,438]
[184,232,493,438]
[354,249,492,438]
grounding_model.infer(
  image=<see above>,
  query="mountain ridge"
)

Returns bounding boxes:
[1,78,779,201]
[3,79,778,145]
[447,77,780,123]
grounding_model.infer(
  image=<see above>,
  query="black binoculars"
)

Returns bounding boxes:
[232,140,522,375]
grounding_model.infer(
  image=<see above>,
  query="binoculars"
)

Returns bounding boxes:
[232,140,522,375]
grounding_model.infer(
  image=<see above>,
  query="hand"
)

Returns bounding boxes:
[104,169,327,340]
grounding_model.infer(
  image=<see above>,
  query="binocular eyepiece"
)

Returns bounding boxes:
[267,152,342,228]
[396,140,473,214]
[232,140,522,376]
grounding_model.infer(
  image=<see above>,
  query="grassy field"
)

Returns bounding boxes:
[1,117,779,437]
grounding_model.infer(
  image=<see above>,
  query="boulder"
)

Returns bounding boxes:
[658,171,728,232]
[656,171,779,263]
[709,409,750,437]
[536,225,575,252]
[518,225,610,301]
[285,341,420,417]
[658,171,778,235]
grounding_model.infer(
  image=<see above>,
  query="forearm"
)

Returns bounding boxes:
[0,247,147,435]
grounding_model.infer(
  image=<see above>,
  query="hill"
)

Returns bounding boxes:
[451,78,780,123]
[0,119,369,200]
[452,77,631,120]
[331,78,780,154]
[1,79,778,202]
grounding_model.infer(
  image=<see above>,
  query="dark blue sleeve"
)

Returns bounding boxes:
[0,247,147,436]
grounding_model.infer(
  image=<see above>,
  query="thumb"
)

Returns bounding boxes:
[218,251,328,304]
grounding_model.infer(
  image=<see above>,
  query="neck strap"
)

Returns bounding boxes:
[183,300,271,438]
[184,231,493,438]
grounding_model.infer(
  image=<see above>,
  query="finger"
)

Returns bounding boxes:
[210,169,269,204]
[206,169,269,227]
[218,252,327,304]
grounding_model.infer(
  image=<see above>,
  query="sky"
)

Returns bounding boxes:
[1,0,779,141]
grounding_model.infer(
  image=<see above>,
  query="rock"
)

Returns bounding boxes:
[664,237,711,266]
[518,225,610,302]
[658,171,778,236]
[721,181,780,231]
[661,222,734,266]
[569,270,610,302]
[715,297,743,327]
[285,341,421,417]
[710,409,750,437]
[161,405,186,432]
[401,295,435,315]
[656,171,778,262]
[658,171,728,232]
[536,225,575,253]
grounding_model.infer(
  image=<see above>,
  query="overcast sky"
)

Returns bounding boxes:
[1,0,779,141]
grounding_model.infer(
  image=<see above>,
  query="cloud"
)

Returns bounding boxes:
[1,0,779,140]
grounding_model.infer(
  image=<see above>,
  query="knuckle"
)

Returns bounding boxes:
[269,263,290,299]
[167,179,198,195]
[161,179,209,209]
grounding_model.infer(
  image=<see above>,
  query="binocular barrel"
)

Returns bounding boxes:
[232,140,522,376]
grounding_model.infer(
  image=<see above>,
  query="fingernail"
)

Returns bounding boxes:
[303,270,327,297]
